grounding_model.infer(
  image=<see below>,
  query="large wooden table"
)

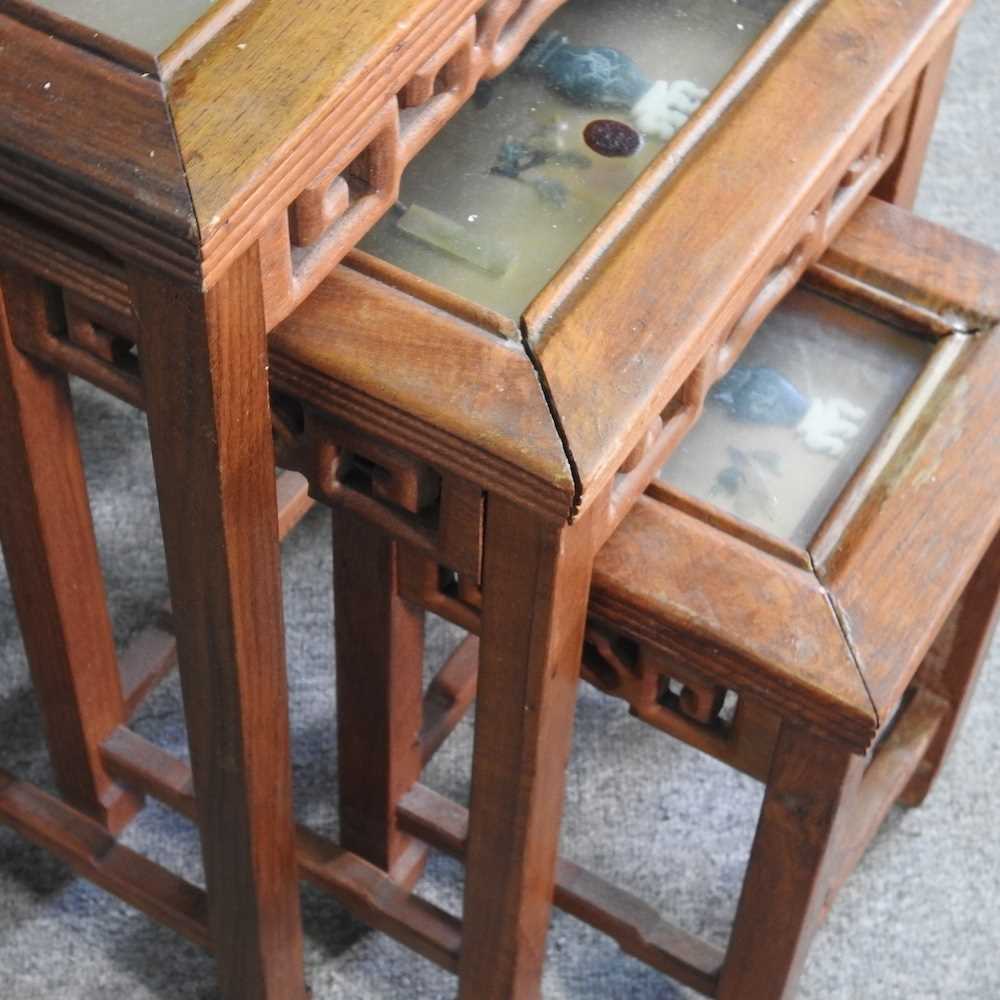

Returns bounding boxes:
[0,0,972,997]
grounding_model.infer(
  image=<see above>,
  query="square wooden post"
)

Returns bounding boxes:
[0,270,140,833]
[458,495,596,999]
[717,722,865,1000]
[129,247,307,1000]
[332,504,429,886]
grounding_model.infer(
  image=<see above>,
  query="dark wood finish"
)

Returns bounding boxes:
[129,248,306,1000]
[332,505,429,883]
[716,724,864,1000]
[0,12,197,278]
[0,202,132,325]
[0,270,139,833]
[0,0,160,73]
[459,496,597,999]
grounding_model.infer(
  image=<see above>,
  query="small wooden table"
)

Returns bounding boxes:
[0,1,972,997]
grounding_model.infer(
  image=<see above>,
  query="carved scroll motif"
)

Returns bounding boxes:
[582,622,780,780]
[11,283,143,409]
[271,393,484,579]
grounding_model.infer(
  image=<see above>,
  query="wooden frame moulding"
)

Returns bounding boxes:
[629,197,1000,742]
[0,0,951,330]
[267,0,969,550]
[28,195,989,1000]
[1,0,966,463]
[383,194,1000,792]
[0,1,981,994]
[528,0,969,528]
[0,0,571,295]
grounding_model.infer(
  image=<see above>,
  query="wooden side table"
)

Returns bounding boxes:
[375,198,1000,996]
[0,0,973,998]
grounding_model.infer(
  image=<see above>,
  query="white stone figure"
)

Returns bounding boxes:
[631,79,710,139]
[795,398,868,457]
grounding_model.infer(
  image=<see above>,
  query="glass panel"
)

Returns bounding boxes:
[34,0,216,53]
[658,289,934,545]
[361,0,790,318]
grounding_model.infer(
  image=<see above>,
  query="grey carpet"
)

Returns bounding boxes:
[1,3,998,996]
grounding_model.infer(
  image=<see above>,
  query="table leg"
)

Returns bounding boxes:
[332,505,428,885]
[874,29,957,209]
[0,270,139,833]
[458,495,595,1000]
[716,723,864,1000]
[900,530,1000,807]
[129,248,306,1000]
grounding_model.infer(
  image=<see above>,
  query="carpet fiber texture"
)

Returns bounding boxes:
[1,4,998,997]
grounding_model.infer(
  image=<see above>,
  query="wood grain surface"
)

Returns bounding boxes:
[0,269,140,833]
[815,327,1000,720]
[0,12,196,275]
[333,505,429,882]
[459,496,597,998]
[807,199,1000,721]
[267,263,573,520]
[716,724,864,1000]
[530,0,969,514]
[130,251,306,1000]
[811,196,1000,333]
[169,0,481,243]
[591,496,876,751]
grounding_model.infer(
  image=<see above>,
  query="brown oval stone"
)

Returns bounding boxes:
[583,118,642,158]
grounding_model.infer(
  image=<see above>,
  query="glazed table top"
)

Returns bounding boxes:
[0,0,971,523]
[362,0,788,318]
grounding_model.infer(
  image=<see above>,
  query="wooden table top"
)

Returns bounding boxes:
[0,0,971,524]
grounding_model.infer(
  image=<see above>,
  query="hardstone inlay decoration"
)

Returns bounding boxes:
[599,93,915,539]
[255,0,569,329]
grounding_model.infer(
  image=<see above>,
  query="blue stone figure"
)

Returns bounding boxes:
[517,31,651,109]
[710,364,810,426]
